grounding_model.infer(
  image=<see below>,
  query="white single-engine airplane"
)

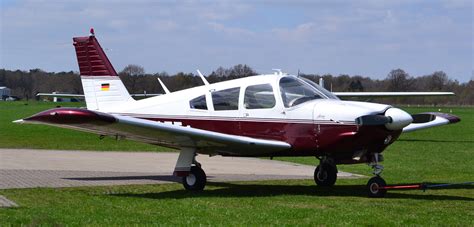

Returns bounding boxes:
[15,29,460,197]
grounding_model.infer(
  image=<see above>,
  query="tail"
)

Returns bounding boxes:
[73,28,134,111]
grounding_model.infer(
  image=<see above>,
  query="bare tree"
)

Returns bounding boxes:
[121,64,145,76]
[386,69,412,92]
[428,71,448,91]
[119,64,145,93]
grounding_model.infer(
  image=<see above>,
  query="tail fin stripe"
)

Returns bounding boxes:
[73,36,117,77]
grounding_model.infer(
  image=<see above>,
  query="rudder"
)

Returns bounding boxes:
[73,28,134,111]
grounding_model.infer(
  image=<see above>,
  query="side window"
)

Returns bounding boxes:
[212,87,240,111]
[189,95,207,110]
[244,84,276,109]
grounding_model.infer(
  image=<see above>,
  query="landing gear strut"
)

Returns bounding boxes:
[175,149,207,191]
[366,153,387,197]
[314,158,338,187]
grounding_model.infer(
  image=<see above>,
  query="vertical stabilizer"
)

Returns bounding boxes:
[73,28,134,111]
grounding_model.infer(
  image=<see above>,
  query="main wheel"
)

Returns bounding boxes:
[182,166,207,191]
[314,163,337,186]
[367,176,387,198]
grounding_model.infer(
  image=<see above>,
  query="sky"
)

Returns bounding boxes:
[1,0,472,82]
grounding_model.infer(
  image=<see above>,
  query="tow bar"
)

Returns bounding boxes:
[379,182,474,192]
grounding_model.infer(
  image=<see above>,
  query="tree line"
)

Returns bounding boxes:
[0,64,472,105]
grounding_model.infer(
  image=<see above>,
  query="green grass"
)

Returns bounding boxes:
[0,101,170,151]
[0,102,473,225]
[0,180,473,225]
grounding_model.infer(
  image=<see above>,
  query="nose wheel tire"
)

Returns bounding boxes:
[367,176,387,198]
[314,163,337,187]
[182,166,207,191]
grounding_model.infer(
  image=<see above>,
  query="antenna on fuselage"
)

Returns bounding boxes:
[196,69,210,86]
[272,69,285,76]
[319,77,325,88]
[157,78,170,94]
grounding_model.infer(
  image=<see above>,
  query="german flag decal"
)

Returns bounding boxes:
[101,83,110,91]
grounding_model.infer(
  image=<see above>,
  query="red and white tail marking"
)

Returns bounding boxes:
[73,29,134,111]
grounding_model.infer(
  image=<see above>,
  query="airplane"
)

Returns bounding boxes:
[14,29,460,197]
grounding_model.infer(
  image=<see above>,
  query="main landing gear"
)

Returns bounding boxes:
[174,148,207,191]
[182,165,207,191]
[366,153,387,198]
[314,158,338,187]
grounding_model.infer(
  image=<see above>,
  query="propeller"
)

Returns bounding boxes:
[356,110,440,130]
[355,115,392,126]
[356,108,413,130]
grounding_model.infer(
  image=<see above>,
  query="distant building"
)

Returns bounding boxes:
[0,87,11,100]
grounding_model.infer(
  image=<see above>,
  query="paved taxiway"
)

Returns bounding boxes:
[0,149,362,189]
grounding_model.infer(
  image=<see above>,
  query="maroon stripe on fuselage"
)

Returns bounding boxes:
[133,116,401,162]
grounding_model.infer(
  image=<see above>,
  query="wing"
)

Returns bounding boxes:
[14,108,290,156]
[333,92,454,98]
[403,112,460,133]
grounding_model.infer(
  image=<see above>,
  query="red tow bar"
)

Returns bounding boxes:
[379,182,473,192]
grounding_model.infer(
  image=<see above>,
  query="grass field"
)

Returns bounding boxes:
[0,101,170,151]
[0,101,473,225]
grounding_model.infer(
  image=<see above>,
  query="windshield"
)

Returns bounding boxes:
[279,77,324,107]
[299,77,340,100]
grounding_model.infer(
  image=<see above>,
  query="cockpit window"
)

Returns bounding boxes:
[189,95,207,110]
[300,77,340,100]
[212,87,240,111]
[279,77,323,107]
[244,84,276,109]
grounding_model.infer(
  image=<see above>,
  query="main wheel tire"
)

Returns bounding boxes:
[182,166,207,191]
[367,176,387,198]
[314,163,337,187]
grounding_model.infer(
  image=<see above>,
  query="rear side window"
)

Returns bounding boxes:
[190,95,207,110]
[212,87,240,111]
[244,84,276,109]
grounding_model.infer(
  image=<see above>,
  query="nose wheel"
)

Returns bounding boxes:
[314,161,338,187]
[366,153,387,197]
[367,176,387,197]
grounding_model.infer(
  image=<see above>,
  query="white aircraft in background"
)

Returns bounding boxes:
[16,29,460,197]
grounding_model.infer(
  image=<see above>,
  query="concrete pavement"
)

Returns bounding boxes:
[0,149,362,189]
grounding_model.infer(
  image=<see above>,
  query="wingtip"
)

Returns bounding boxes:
[12,119,24,124]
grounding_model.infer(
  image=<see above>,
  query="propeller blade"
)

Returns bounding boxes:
[355,115,392,126]
[411,113,436,123]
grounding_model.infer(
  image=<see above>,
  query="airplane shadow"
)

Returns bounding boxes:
[64,175,181,183]
[113,181,474,201]
[398,139,474,143]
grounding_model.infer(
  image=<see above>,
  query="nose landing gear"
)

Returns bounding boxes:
[367,153,387,197]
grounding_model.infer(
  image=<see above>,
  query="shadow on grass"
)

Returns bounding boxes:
[64,175,180,182]
[114,181,474,201]
[398,139,474,143]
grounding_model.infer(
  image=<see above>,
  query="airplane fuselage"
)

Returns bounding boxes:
[97,74,402,163]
